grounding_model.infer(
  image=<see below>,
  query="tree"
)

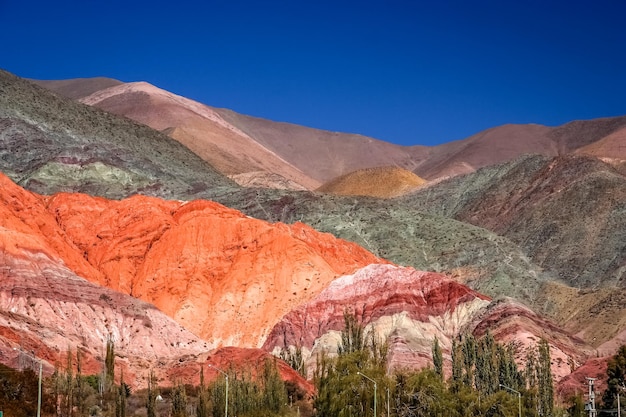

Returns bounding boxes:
[75,349,85,417]
[115,369,127,417]
[261,358,287,413]
[537,339,554,417]
[171,383,188,417]
[64,348,74,417]
[196,367,210,417]
[603,344,626,410]
[105,337,115,386]
[314,311,391,417]
[280,344,305,377]
[147,370,158,417]
[338,309,365,355]
[432,337,443,380]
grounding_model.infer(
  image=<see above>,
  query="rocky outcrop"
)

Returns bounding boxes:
[263,264,592,381]
[263,264,491,374]
[0,172,385,348]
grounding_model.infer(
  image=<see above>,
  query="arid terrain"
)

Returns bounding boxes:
[1,69,625,401]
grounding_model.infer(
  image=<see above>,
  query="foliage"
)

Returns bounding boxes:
[171,383,188,417]
[0,363,53,417]
[147,370,158,417]
[603,344,626,411]
[432,337,443,380]
[450,332,524,395]
[280,345,305,377]
[314,311,392,417]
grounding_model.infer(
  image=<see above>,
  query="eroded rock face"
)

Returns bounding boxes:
[263,264,593,382]
[0,173,384,348]
[263,264,491,374]
[0,243,211,388]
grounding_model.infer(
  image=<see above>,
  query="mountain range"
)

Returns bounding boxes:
[1,68,625,398]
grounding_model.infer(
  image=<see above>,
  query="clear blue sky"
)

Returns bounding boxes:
[1,0,625,146]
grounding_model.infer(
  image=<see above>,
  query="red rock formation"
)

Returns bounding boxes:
[166,347,314,396]
[0,242,211,388]
[0,173,384,349]
[263,264,492,374]
[263,264,593,383]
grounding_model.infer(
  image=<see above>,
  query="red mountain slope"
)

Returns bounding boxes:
[0,173,385,348]
[263,264,591,382]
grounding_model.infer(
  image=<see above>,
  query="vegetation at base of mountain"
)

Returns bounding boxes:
[602,345,626,411]
[311,312,565,417]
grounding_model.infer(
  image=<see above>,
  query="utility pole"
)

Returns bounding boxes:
[586,377,597,417]
[357,372,377,417]
[209,364,228,417]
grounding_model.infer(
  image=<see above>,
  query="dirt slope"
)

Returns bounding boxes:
[79,82,319,189]
[317,166,427,198]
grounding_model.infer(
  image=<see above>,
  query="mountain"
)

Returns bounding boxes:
[35,77,626,185]
[0,70,237,199]
[0,171,593,391]
[0,172,383,347]
[2,69,625,398]
[262,264,590,381]
[316,166,427,198]
[77,82,319,189]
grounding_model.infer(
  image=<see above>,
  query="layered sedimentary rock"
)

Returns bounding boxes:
[263,264,492,374]
[264,264,591,382]
[0,172,384,348]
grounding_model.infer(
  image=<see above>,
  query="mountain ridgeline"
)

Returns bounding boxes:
[1,69,625,401]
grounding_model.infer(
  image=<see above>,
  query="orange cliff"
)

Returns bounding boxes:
[0,173,386,347]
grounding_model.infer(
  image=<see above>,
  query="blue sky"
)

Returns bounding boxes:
[1,0,625,146]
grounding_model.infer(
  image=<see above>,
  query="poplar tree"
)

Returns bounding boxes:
[65,348,74,417]
[146,370,158,417]
[75,349,85,417]
[537,339,554,417]
[171,383,188,417]
[603,345,626,410]
[432,337,443,380]
[196,367,210,417]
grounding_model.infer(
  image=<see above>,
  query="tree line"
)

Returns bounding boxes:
[5,316,626,416]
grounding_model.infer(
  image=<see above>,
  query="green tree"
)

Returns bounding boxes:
[65,348,74,417]
[147,370,158,417]
[280,345,305,377]
[396,368,451,417]
[261,358,287,414]
[338,309,365,355]
[537,339,554,417]
[432,337,443,380]
[603,344,626,410]
[171,383,188,417]
[314,312,391,417]
[196,367,210,417]
[115,369,127,417]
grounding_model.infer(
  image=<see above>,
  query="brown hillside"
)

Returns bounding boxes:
[317,166,427,198]
[32,77,123,100]
[575,125,626,161]
[36,77,626,185]
[79,82,320,189]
